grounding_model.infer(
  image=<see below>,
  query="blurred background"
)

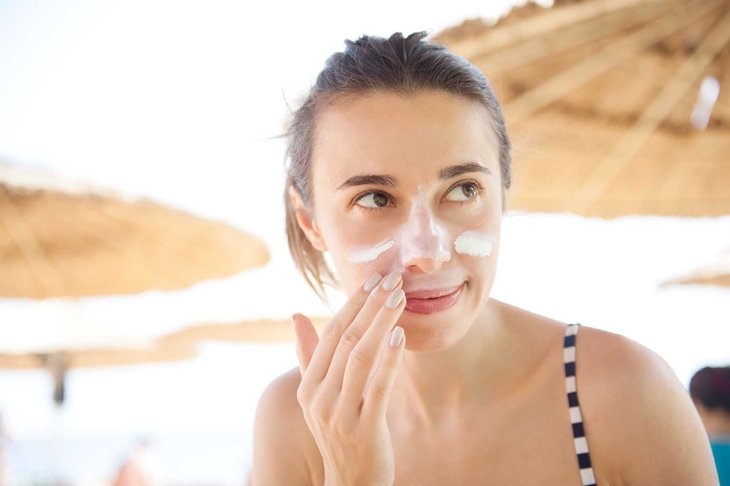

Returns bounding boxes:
[1,0,728,484]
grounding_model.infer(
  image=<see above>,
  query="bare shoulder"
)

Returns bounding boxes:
[576,325,677,395]
[575,325,718,485]
[257,366,304,417]
[252,366,319,486]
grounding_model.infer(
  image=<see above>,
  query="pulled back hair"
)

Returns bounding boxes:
[690,366,730,412]
[284,31,512,302]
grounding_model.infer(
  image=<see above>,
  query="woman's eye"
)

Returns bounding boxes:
[355,191,391,210]
[444,181,482,203]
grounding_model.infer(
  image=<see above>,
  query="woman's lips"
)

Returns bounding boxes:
[404,283,465,314]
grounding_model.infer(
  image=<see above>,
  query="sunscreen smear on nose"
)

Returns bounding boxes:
[454,231,493,257]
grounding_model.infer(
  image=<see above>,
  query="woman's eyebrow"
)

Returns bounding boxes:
[439,161,491,180]
[336,162,491,190]
[337,174,396,190]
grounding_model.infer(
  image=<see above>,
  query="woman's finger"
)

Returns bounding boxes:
[301,273,383,388]
[321,272,401,395]
[338,286,406,414]
[360,325,406,422]
[292,313,319,375]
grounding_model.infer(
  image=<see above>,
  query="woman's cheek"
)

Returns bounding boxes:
[341,238,401,284]
[321,228,385,293]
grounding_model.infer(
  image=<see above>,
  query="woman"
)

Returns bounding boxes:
[252,32,718,485]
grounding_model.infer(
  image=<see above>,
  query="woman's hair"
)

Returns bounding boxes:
[283,31,512,302]
[690,366,730,412]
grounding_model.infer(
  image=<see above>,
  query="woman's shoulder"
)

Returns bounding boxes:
[253,366,321,485]
[574,325,718,484]
[503,302,717,484]
[576,324,672,388]
[574,324,690,422]
[259,365,303,406]
[255,366,312,441]
[513,309,683,410]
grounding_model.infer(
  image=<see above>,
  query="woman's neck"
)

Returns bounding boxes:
[386,299,544,432]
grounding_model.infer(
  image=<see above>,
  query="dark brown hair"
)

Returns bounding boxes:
[284,31,512,302]
[690,366,730,412]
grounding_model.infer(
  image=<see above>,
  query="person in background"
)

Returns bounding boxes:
[113,437,163,486]
[691,366,730,485]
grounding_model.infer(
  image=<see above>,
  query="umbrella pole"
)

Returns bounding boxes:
[43,352,69,485]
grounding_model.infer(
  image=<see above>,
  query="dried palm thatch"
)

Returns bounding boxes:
[661,246,730,287]
[0,316,329,405]
[0,314,330,407]
[156,316,330,346]
[0,344,197,370]
[434,0,730,217]
[0,343,200,405]
[0,317,330,370]
[0,180,269,299]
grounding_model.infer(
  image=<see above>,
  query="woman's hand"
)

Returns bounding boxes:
[292,271,407,486]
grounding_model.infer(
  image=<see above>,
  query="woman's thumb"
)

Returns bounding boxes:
[292,313,318,374]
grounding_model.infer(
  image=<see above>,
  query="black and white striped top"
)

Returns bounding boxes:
[564,323,597,486]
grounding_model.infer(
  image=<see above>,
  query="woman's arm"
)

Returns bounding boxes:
[252,368,314,486]
[579,327,719,485]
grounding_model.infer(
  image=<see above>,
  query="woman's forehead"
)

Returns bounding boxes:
[312,90,500,184]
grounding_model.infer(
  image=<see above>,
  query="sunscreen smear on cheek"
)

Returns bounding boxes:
[346,239,395,263]
[454,231,494,258]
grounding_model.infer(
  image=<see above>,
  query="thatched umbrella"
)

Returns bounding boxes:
[0,171,269,299]
[0,346,197,406]
[434,0,730,218]
[0,316,329,406]
[156,316,330,346]
[662,246,730,287]
[0,163,270,408]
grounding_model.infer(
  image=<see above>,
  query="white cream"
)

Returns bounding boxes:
[347,239,395,263]
[395,190,452,266]
[454,231,493,258]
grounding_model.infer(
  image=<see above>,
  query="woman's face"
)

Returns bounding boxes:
[293,89,504,349]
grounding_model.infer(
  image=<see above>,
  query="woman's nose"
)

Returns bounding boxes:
[397,202,452,273]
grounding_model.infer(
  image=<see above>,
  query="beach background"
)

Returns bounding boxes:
[0,1,728,484]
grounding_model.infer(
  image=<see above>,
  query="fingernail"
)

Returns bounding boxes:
[385,288,405,308]
[389,326,404,347]
[381,271,401,291]
[363,273,382,292]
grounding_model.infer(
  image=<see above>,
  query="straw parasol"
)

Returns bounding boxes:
[0,346,197,371]
[156,316,330,346]
[0,162,271,408]
[0,316,330,370]
[0,165,269,299]
[434,0,730,218]
[661,246,730,287]
[0,316,329,405]
[0,346,198,406]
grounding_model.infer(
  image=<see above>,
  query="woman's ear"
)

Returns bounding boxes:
[288,185,327,252]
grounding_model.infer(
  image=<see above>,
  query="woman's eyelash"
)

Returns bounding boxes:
[449,180,484,202]
[354,181,484,212]
[355,192,392,212]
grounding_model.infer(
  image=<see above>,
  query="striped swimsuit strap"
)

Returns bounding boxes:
[564,323,597,486]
